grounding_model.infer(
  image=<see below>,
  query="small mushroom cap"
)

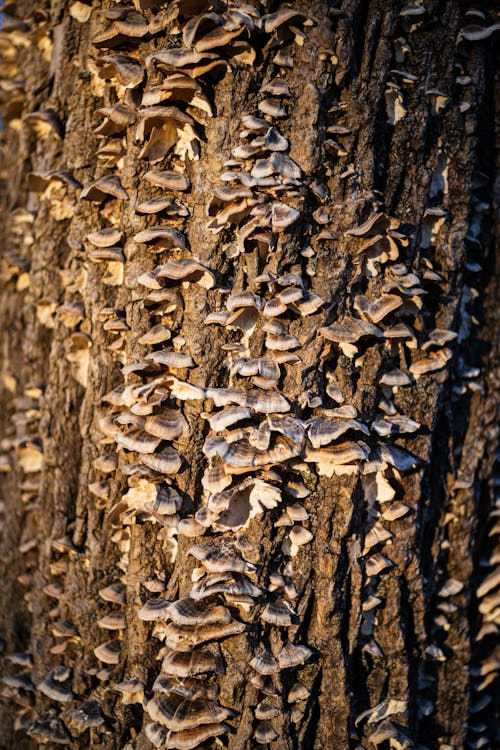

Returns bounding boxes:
[27,716,71,744]
[163,619,246,652]
[188,541,256,574]
[167,597,232,626]
[133,226,186,250]
[69,699,106,729]
[320,317,383,343]
[81,176,129,202]
[161,648,225,677]
[289,525,313,547]
[137,597,172,622]
[144,170,191,191]
[254,720,279,744]
[138,448,183,474]
[261,599,293,626]
[116,428,162,454]
[190,572,262,601]
[249,647,279,675]
[155,258,215,289]
[99,582,126,604]
[93,640,121,664]
[146,721,228,750]
[97,612,127,630]
[263,8,311,33]
[37,666,73,702]
[278,642,313,668]
[152,675,219,702]
[136,197,189,216]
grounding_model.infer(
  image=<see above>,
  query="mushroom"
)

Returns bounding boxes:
[27,716,71,745]
[94,103,136,136]
[160,648,225,677]
[92,54,145,88]
[68,700,106,729]
[114,678,145,705]
[162,619,246,651]
[81,176,129,202]
[37,666,73,702]
[99,582,126,604]
[93,640,121,664]
[278,643,313,668]
[136,106,200,162]
[254,721,279,744]
[146,722,229,750]
[145,170,191,191]
[249,647,279,675]
[137,597,172,621]
[261,599,294,626]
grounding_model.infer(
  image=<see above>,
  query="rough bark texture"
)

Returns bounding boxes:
[0,2,498,750]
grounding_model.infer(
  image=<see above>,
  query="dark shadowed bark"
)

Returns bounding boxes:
[0,1,498,749]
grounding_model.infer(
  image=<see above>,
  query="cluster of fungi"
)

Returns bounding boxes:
[0,1,498,749]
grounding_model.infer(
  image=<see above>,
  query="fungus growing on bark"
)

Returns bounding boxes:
[81,176,129,202]
[37,666,73,702]
[68,700,106,729]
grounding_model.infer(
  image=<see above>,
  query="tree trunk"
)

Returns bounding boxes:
[0,1,498,749]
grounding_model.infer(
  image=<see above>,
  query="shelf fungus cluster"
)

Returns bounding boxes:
[0,1,497,749]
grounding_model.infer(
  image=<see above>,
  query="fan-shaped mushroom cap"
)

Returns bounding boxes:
[190,572,262,600]
[97,612,126,630]
[289,525,313,547]
[70,698,106,728]
[93,53,145,87]
[320,317,383,343]
[188,541,256,574]
[160,648,225,677]
[87,227,123,247]
[167,598,232,626]
[113,678,145,706]
[307,418,369,447]
[146,722,229,750]
[254,720,279,744]
[137,597,172,621]
[26,716,71,744]
[138,325,171,345]
[206,387,290,413]
[261,599,293,626]
[163,619,246,652]
[144,170,191,191]
[250,647,279,675]
[116,428,162,454]
[92,11,149,47]
[138,448,183,474]
[155,258,215,289]
[146,47,228,77]
[278,642,313,668]
[305,441,370,465]
[136,197,189,216]
[81,176,129,202]
[409,348,452,378]
[93,640,121,664]
[37,666,73,702]
[133,226,187,250]
[99,582,126,604]
[145,350,194,368]
[152,675,219,701]
[94,102,136,136]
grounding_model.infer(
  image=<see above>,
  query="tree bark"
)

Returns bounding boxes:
[0,1,498,749]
